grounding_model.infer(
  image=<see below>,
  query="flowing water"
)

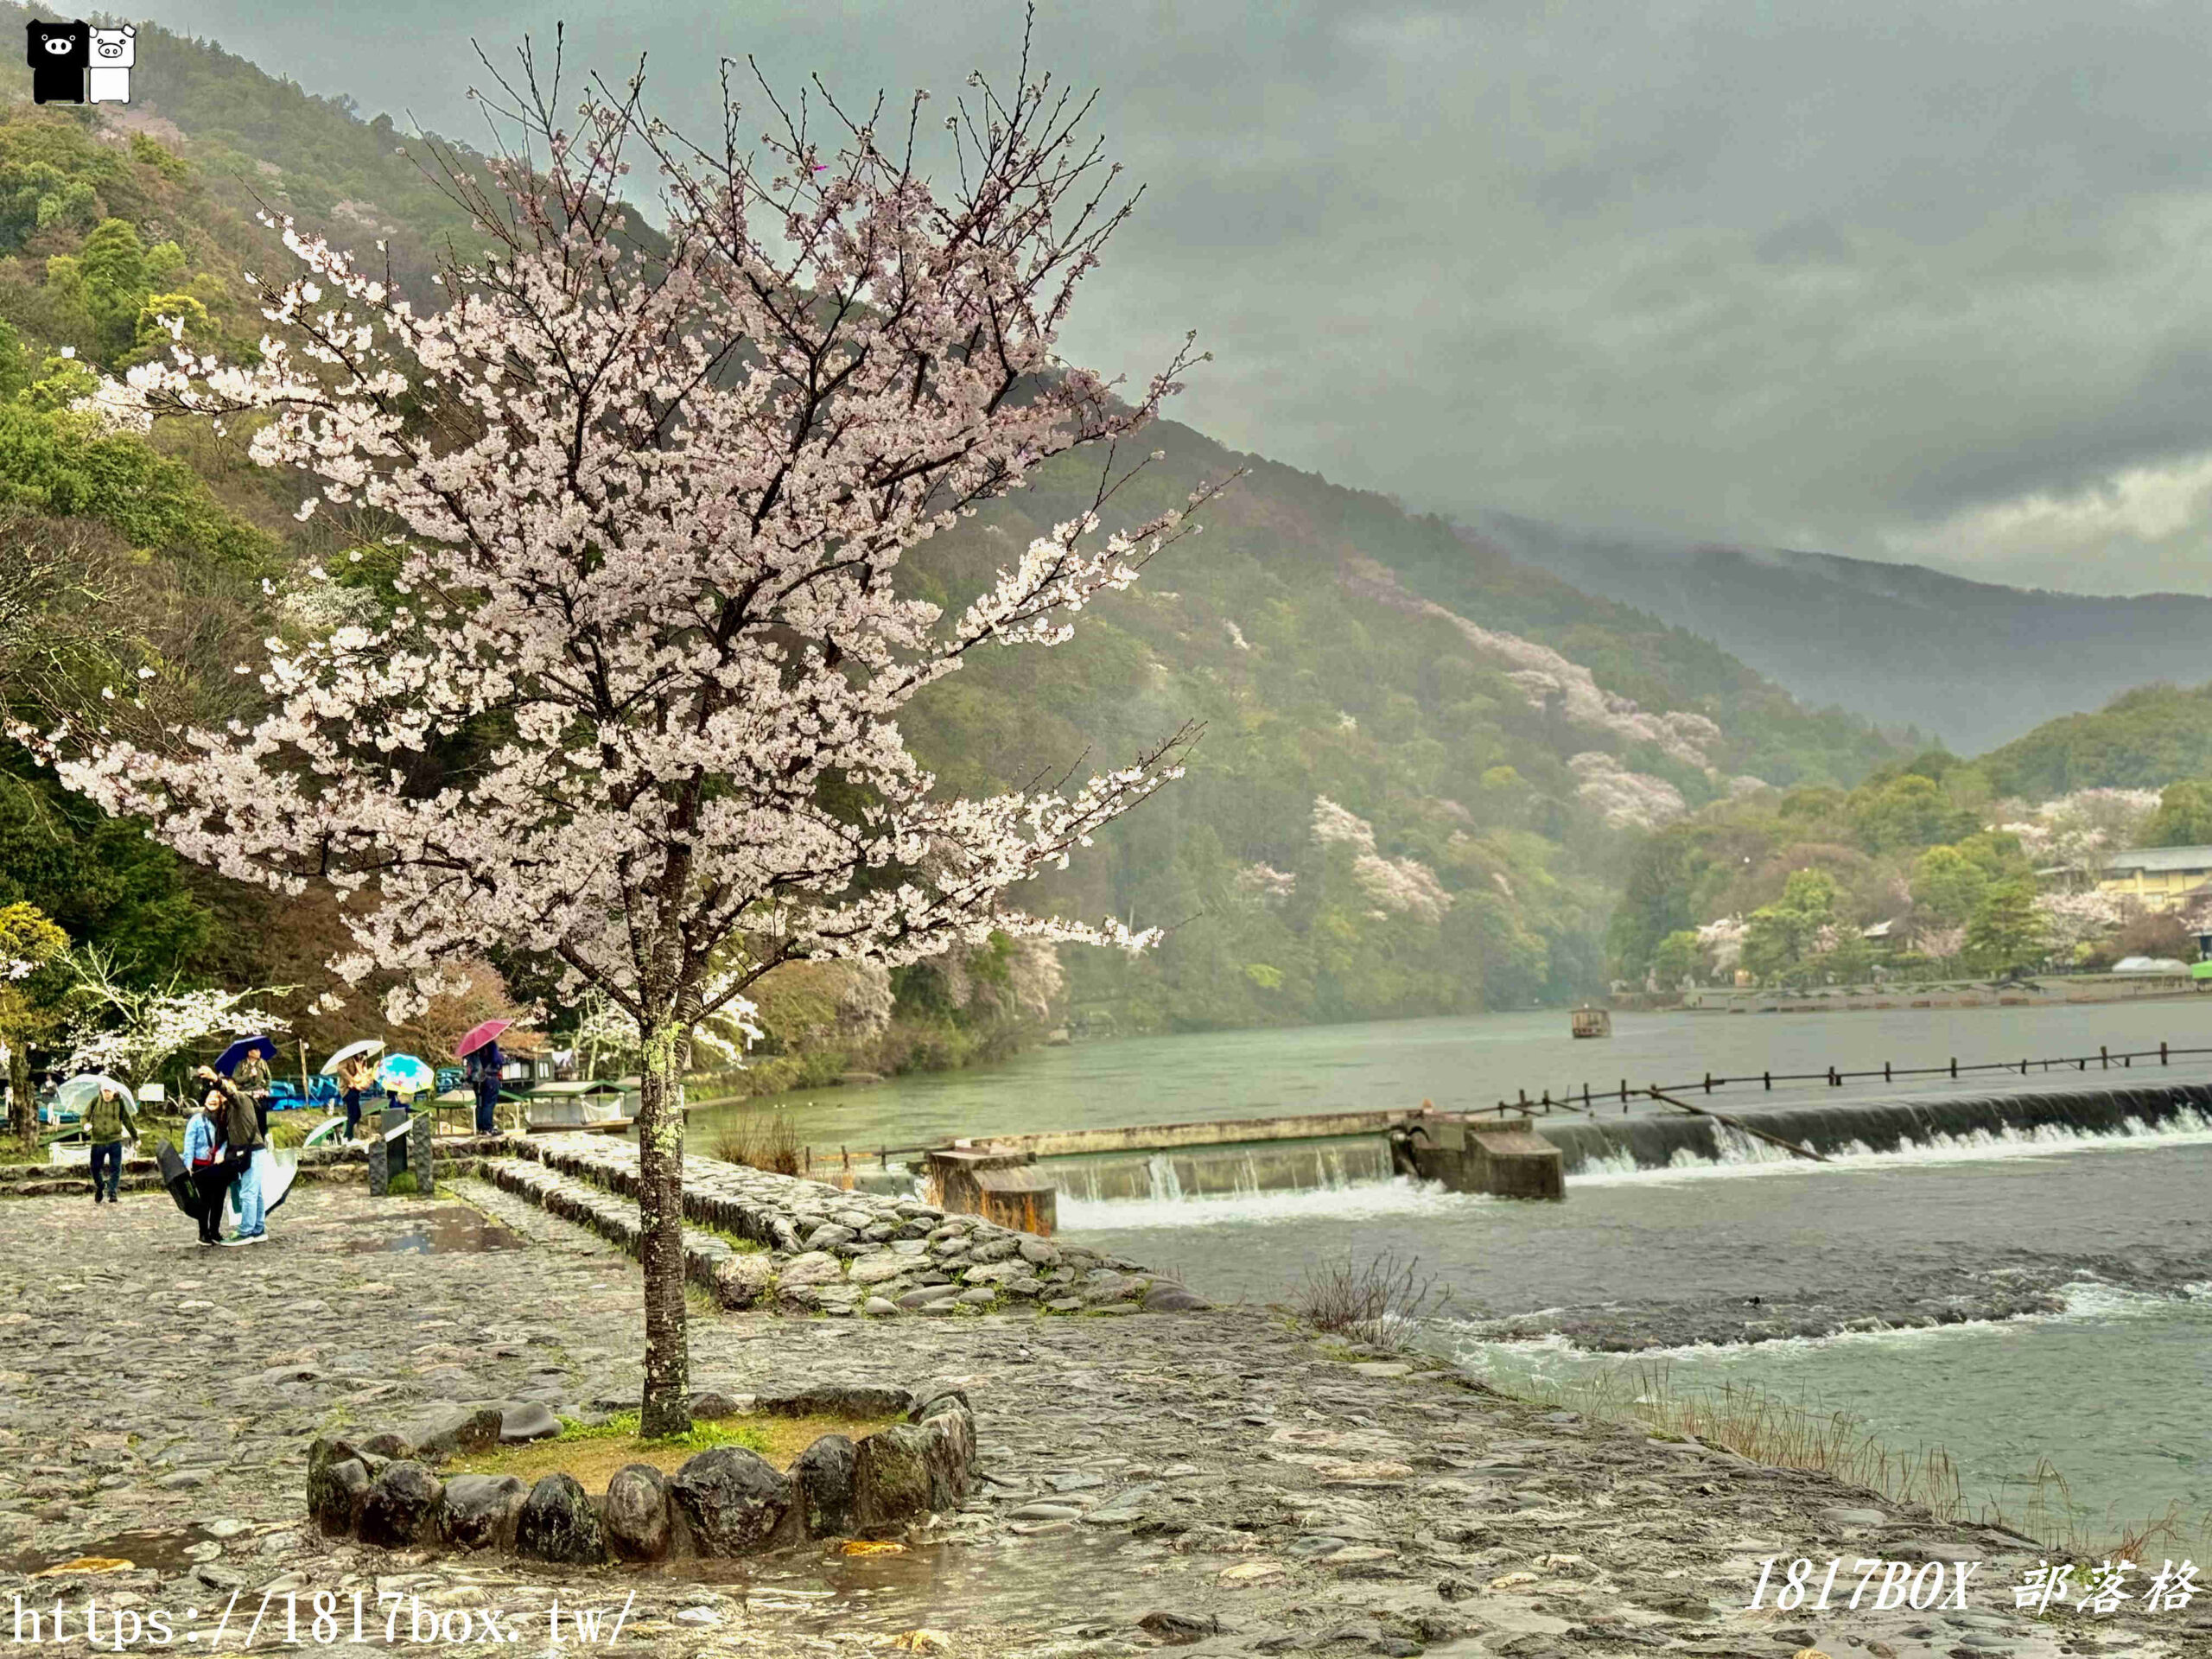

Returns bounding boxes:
[687,1000,2212,1535]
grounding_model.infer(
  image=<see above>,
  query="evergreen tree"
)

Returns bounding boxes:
[1964,880,2049,977]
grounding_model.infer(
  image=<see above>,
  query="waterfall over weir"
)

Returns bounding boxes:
[1049,1136,1397,1206]
[1536,1082,2212,1174]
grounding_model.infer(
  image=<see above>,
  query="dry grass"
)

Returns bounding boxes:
[711,1109,801,1176]
[1294,1250,1452,1353]
[445,1409,893,1487]
[1503,1359,2212,1563]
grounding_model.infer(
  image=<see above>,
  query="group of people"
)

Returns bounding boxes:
[78,1035,507,1237]
[80,1058,270,1247]
[328,1038,501,1137]
[184,1063,270,1245]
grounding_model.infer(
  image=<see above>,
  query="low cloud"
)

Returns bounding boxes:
[138,0,2212,594]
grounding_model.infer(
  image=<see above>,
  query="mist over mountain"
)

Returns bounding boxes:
[1463,512,2212,754]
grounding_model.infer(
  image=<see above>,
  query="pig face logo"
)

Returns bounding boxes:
[86,23,133,104]
[25,19,90,105]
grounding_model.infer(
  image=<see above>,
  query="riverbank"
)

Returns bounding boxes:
[7,1175,2211,1656]
[1677,971,2205,1014]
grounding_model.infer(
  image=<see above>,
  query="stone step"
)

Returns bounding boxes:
[479,1156,769,1311]
[515,1134,924,1256]
[485,1138,1208,1319]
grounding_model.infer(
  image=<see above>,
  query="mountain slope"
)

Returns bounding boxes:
[1465,511,2212,753]
[0,26,1911,1040]
[1974,683,2212,800]
[909,425,1905,1028]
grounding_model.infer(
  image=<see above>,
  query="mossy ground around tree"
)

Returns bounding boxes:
[444,1409,896,1489]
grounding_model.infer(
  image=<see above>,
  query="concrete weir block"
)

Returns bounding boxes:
[1395,1117,1563,1202]
[973,1168,1057,1236]
[925,1148,1057,1236]
[1465,1122,1564,1200]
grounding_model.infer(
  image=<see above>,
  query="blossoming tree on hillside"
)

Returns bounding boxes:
[43,43,1216,1433]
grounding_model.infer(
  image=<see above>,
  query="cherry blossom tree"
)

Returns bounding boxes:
[1695,914,1747,973]
[1913,921,1968,968]
[2033,888,2127,958]
[0,901,67,1151]
[1234,861,1298,904]
[1351,853,1452,925]
[40,40,1217,1433]
[1997,788,2161,883]
[567,980,764,1079]
[60,945,292,1085]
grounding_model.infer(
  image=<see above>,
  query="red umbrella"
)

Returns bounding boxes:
[456,1019,512,1058]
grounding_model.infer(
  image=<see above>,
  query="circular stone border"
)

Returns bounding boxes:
[305,1382,977,1563]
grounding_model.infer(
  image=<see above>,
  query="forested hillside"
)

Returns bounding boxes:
[1974,683,2212,800]
[933,428,1901,1030]
[0,15,1910,1071]
[1607,683,2212,989]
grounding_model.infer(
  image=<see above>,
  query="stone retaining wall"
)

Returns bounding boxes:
[307,1382,977,1563]
[493,1135,1206,1319]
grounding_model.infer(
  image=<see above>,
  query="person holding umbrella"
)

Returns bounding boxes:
[213,1060,268,1245]
[460,1020,510,1136]
[340,1052,374,1137]
[325,1041,382,1140]
[223,1036,276,1140]
[84,1077,137,1204]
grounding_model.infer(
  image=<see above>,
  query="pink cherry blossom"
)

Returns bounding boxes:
[33,45,1219,1437]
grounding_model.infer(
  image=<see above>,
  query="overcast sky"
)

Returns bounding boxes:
[128,0,2212,595]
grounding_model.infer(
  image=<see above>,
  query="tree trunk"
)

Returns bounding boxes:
[8,1039,31,1154]
[635,1018,691,1439]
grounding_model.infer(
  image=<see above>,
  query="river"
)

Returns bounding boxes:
[685,1000,2212,1539]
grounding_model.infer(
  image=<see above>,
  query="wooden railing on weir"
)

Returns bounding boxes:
[1483,1038,2212,1119]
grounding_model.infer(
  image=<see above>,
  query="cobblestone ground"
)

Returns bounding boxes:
[2,1179,2206,1658]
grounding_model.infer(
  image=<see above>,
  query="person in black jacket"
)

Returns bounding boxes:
[212,1066,267,1245]
[185,1070,230,1244]
[465,1039,504,1135]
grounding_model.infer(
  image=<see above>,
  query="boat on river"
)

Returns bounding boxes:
[1570,1005,1612,1039]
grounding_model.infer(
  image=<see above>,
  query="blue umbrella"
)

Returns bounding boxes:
[376,1053,435,1095]
[215,1034,280,1077]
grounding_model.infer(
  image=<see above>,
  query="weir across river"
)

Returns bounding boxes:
[902,1077,2212,1224]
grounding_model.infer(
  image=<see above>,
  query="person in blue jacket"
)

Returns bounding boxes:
[183,1075,228,1245]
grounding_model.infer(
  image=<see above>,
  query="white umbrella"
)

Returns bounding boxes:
[319,1039,385,1076]
[56,1073,134,1116]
